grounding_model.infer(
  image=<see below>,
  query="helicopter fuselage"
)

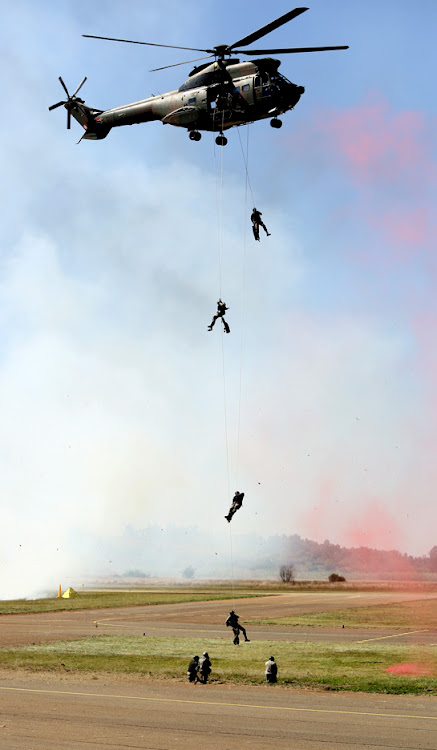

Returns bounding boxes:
[72,58,304,140]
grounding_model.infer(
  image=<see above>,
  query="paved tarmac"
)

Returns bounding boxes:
[0,674,436,749]
[1,591,436,748]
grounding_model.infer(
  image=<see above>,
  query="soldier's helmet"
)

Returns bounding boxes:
[269,656,275,661]
[193,655,199,660]
[203,652,209,657]
[230,610,234,614]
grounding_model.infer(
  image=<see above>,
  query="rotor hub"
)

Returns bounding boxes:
[214,44,230,59]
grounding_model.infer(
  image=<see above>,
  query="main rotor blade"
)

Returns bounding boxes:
[72,76,87,97]
[236,45,349,55]
[58,76,70,98]
[150,54,213,72]
[67,110,71,129]
[228,7,308,51]
[48,100,66,111]
[82,34,210,53]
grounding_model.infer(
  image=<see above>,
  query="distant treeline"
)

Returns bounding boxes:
[249,535,437,581]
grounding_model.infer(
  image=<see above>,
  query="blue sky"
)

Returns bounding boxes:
[1,1,436,596]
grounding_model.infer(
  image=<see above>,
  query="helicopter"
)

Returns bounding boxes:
[49,7,348,146]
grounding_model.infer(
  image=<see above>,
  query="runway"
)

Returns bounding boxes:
[1,591,436,647]
[0,675,436,749]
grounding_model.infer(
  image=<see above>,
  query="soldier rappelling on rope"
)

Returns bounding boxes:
[208,299,230,333]
[225,610,250,645]
[225,491,244,522]
[251,207,271,241]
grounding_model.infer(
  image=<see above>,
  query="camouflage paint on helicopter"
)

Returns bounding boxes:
[49,8,347,145]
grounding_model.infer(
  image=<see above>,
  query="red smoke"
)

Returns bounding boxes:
[386,663,435,676]
[288,93,436,258]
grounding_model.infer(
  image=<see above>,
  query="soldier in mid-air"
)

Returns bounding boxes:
[225,491,244,522]
[208,299,230,333]
[226,610,250,644]
[251,207,271,241]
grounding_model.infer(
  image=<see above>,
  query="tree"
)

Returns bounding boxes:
[182,565,196,579]
[279,564,295,583]
[429,546,437,572]
[328,573,346,582]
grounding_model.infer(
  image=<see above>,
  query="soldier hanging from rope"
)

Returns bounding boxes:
[208,299,230,333]
[225,609,250,644]
[225,490,244,522]
[251,207,271,241]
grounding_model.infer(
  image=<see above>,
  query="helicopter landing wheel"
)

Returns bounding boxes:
[189,130,201,141]
[215,134,228,146]
[270,118,282,129]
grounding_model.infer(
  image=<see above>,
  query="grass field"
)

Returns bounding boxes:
[248,599,437,630]
[2,581,437,615]
[1,635,436,695]
[0,589,263,615]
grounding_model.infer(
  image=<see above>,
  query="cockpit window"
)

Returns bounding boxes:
[179,70,222,92]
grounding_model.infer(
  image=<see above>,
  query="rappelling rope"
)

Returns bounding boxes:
[213,109,236,608]
[213,113,231,501]
[237,125,255,208]
[235,125,251,490]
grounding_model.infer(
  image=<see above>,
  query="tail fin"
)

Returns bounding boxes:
[49,76,111,141]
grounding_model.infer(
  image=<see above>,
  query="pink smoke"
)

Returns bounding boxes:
[386,663,435,676]
[288,93,437,258]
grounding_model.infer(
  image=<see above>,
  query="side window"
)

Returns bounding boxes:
[188,96,196,105]
[254,76,260,87]
[242,84,250,92]
[233,85,240,93]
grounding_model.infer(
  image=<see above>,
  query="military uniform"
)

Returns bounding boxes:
[265,656,278,683]
[198,652,212,683]
[225,491,244,522]
[187,655,199,682]
[226,610,250,644]
[208,299,230,333]
[251,208,271,241]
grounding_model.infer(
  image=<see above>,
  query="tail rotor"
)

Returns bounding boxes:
[49,76,87,129]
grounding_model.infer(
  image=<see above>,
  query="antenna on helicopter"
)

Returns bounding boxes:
[48,76,87,129]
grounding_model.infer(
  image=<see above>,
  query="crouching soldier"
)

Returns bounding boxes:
[187,655,199,683]
[198,652,212,683]
[265,655,278,683]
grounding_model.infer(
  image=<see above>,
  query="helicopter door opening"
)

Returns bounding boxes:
[254,72,271,100]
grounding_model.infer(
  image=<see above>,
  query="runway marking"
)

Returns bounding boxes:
[356,630,429,644]
[0,685,436,721]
